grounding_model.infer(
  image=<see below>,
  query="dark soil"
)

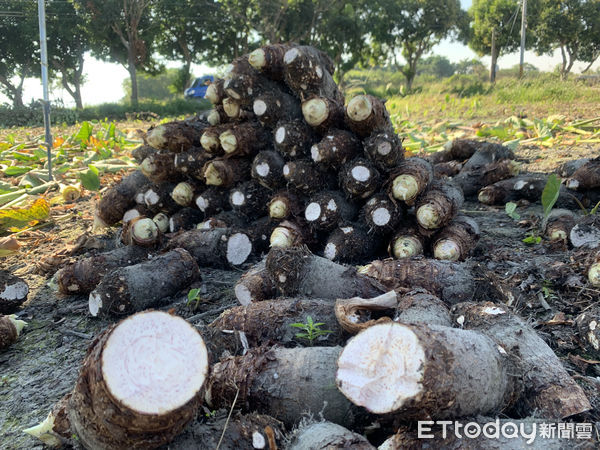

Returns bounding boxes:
[2,179,600,448]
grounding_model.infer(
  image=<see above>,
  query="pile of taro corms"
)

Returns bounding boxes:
[5,44,600,448]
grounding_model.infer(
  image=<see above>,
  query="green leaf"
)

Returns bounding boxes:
[33,148,47,160]
[541,174,561,219]
[522,235,542,245]
[505,202,520,220]
[3,166,32,176]
[187,288,201,301]
[290,323,307,329]
[0,198,50,232]
[590,201,600,216]
[79,165,100,191]
[74,121,93,145]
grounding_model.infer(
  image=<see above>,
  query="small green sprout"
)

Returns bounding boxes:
[505,202,520,220]
[290,316,333,346]
[523,231,542,245]
[186,288,202,310]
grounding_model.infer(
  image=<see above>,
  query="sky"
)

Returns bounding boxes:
[3,0,599,108]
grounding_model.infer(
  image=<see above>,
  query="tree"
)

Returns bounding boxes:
[122,68,181,101]
[75,0,162,107]
[535,0,600,79]
[367,0,469,91]
[417,55,456,78]
[46,1,88,109]
[0,1,39,107]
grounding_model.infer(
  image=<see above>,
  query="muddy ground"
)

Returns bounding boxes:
[2,156,600,448]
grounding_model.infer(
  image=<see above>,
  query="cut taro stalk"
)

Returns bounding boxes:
[585,249,600,286]
[223,68,281,107]
[460,141,515,172]
[415,180,464,230]
[64,311,208,448]
[194,186,230,216]
[388,225,427,259]
[207,105,227,125]
[544,209,577,242]
[268,190,306,221]
[251,150,286,190]
[269,220,310,249]
[197,210,247,231]
[283,160,333,194]
[566,157,600,190]
[121,204,149,225]
[361,194,402,235]
[203,158,251,188]
[345,94,393,138]
[229,181,270,220]
[452,302,591,419]
[339,157,382,199]
[205,78,225,104]
[234,259,276,305]
[452,159,520,197]
[173,148,212,180]
[145,117,209,153]
[265,246,383,299]
[253,90,301,127]
[143,183,179,215]
[248,43,293,80]
[168,207,203,233]
[131,144,157,164]
[575,309,600,357]
[310,129,361,169]
[304,190,358,231]
[301,96,345,134]
[200,124,231,155]
[56,246,150,295]
[0,314,26,351]
[219,121,270,157]
[120,216,161,247]
[363,131,404,171]
[89,249,200,317]
[282,46,342,102]
[152,212,169,233]
[273,119,317,159]
[434,160,463,178]
[0,271,29,314]
[140,152,179,183]
[427,139,480,164]
[388,157,433,205]
[96,171,149,227]
[166,228,255,268]
[287,421,374,450]
[323,224,378,263]
[170,181,197,207]
[432,214,480,261]
[336,322,521,418]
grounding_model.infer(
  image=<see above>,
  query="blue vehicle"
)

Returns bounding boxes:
[184,75,214,99]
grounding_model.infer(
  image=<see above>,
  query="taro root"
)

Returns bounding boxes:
[269,220,309,249]
[545,209,577,242]
[460,141,515,172]
[345,94,393,137]
[253,90,301,127]
[234,259,276,305]
[304,190,358,231]
[575,309,600,357]
[427,138,480,164]
[143,183,179,214]
[223,66,281,107]
[336,322,520,419]
[0,271,29,314]
[432,214,480,261]
[453,159,520,197]
[205,78,225,104]
[229,180,270,220]
[585,249,600,286]
[122,204,150,225]
[219,121,270,157]
[265,246,382,299]
[173,148,211,180]
[168,207,203,233]
[283,160,332,194]
[283,46,342,102]
[146,117,208,153]
[207,105,227,125]
[288,421,374,450]
[557,158,591,177]
[339,157,382,199]
[394,290,452,327]
[203,158,251,188]
[166,228,255,268]
[389,157,433,205]
[268,190,306,221]
[248,43,293,80]
[194,186,230,216]
[433,160,463,178]
[205,297,345,357]
[359,257,479,304]
[120,216,160,247]
[363,131,404,170]
[67,311,208,449]
[131,144,157,164]
[301,96,345,134]
[89,249,200,317]
[388,225,426,259]
[152,212,169,233]
[0,314,26,351]
[452,302,591,419]
[56,246,150,295]
[170,181,197,207]
[205,346,355,427]
[222,97,255,121]
[251,150,286,190]
[569,215,600,249]
[196,210,247,231]
[310,129,361,169]
[96,171,149,227]
[200,124,231,155]
[139,152,178,183]
[415,180,464,230]
[361,194,402,235]
[566,157,600,190]
[273,119,316,158]
[324,224,378,263]
[245,216,278,254]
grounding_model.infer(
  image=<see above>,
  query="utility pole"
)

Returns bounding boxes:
[37,0,53,180]
[490,27,496,83]
[519,0,527,79]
